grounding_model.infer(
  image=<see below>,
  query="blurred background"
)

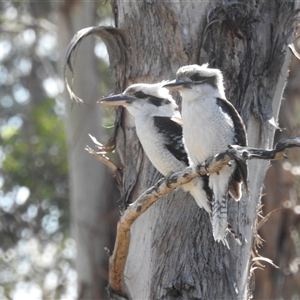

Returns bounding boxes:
[0,1,118,299]
[0,1,299,299]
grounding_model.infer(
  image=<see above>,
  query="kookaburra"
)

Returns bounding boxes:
[99,82,212,213]
[164,64,248,243]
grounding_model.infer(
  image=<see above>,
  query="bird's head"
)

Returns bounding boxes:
[99,82,179,118]
[163,64,225,100]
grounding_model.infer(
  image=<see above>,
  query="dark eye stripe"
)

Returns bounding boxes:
[134,91,173,107]
[189,74,218,89]
[148,96,165,106]
[134,91,147,98]
[190,73,202,81]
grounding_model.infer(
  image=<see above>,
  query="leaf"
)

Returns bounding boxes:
[63,26,127,103]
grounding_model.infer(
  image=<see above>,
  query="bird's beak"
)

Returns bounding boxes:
[98,94,135,106]
[163,79,191,91]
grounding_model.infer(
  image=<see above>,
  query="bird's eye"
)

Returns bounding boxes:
[134,91,147,98]
[190,73,202,81]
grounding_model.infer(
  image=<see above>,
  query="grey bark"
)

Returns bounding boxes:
[57,2,118,299]
[106,1,299,299]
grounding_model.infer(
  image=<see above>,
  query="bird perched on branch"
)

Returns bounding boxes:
[164,64,248,243]
[99,82,212,213]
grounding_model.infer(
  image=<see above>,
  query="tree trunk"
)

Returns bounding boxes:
[57,2,118,299]
[105,1,299,299]
[254,54,300,299]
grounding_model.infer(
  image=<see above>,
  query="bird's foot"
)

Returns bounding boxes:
[204,158,211,172]
[165,172,177,188]
[196,163,204,175]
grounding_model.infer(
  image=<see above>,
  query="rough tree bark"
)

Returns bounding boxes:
[104,2,298,299]
[57,2,118,299]
[65,1,299,299]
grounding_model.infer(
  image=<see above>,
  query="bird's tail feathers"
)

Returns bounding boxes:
[182,178,211,213]
[210,223,242,249]
[212,195,228,244]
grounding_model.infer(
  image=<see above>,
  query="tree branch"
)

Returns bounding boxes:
[88,136,300,299]
[225,137,300,161]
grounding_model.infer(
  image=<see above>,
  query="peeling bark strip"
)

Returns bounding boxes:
[63,26,127,103]
[87,137,300,299]
[85,135,122,185]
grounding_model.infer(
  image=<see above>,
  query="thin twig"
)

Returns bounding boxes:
[85,145,122,185]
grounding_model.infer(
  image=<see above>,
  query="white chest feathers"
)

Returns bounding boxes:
[135,115,186,176]
[181,95,236,164]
